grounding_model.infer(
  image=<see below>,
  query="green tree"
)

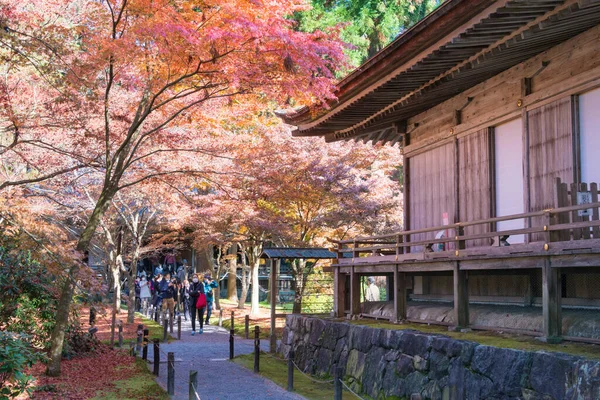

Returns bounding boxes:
[297,0,441,68]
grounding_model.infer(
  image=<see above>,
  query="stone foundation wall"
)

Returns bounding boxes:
[279,315,600,400]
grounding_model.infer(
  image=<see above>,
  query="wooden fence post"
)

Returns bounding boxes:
[153,339,160,376]
[177,315,182,340]
[167,352,175,395]
[229,328,235,360]
[287,350,295,392]
[230,311,235,331]
[334,365,343,400]
[218,309,223,327]
[254,326,260,373]
[142,328,149,361]
[163,313,168,342]
[245,315,249,339]
[189,370,198,400]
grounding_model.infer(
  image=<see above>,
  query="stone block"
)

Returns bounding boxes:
[403,371,429,397]
[413,355,429,372]
[464,370,494,400]
[400,332,432,357]
[397,354,416,378]
[428,349,450,380]
[308,318,326,346]
[471,345,529,397]
[568,360,600,399]
[346,349,366,379]
[529,352,578,400]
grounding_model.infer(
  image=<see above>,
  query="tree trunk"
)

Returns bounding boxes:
[45,277,75,376]
[292,259,308,314]
[227,244,238,302]
[238,265,249,309]
[46,187,116,376]
[127,250,139,323]
[250,261,260,316]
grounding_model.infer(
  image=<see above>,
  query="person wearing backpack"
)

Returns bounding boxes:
[189,273,206,335]
[203,274,219,325]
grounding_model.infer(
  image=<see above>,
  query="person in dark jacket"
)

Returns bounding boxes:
[180,279,190,321]
[159,273,176,321]
[189,273,205,335]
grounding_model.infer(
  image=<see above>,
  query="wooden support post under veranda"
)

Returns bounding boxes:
[393,269,407,323]
[453,263,469,330]
[542,258,562,343]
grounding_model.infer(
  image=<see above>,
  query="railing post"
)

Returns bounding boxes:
[177,314,182,340]
[136,324,144,355]
[218,309,223,327]
[287,349,295,392]
[245,315,250,339]
[455,225,465,255]
[189,370,198,400]
[334,365,343,400]
[163,313,168,343]
[153,339,160,376]
[254,326,260,373]
[167,352,175,395]
[142,328,149,361]
[231,311,235,331]
[230,327,235,360]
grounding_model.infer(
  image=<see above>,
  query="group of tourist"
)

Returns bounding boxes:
[134,266,219,335]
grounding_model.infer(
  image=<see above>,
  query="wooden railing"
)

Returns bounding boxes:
[332,200,600,262]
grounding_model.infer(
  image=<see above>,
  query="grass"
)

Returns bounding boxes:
[91,358,169,400]
[351,319,600,360]
[221,317,279,339]
[232,353,355,400]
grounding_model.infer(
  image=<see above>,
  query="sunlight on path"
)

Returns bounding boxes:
[147,321,304,400]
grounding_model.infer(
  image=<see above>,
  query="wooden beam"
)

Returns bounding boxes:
[542,257,562,342]
[350,266,361,317]
[453,262,470,329]
[393,269,407,323]
[521,77,533,96]
[333,267,346,317]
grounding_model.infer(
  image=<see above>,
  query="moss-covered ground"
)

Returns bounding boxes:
[350,319,600,360]
[232,353,356,400]
[91,358,168,400]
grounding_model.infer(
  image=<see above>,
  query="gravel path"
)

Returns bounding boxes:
[147,318,304,400]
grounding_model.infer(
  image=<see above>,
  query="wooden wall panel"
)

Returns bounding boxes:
[405,24,600,155]
[527,97,575,241]
[458,128,492,248]
[408,142,456,250]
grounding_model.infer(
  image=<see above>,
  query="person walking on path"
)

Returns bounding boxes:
[189,273,205,335]
[203,274,219,325]
[159,273,176,323]
[139,276,152,311]
[180,279,190,321]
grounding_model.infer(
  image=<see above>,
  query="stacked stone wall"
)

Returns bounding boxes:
[279,315,600,400]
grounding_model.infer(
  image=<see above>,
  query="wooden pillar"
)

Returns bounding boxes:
[333,267,345,317]
[542,258,562,343]
[393,269,406,323]
[270,258,278,352]
[453,263,469,329]
[350,266,360,317]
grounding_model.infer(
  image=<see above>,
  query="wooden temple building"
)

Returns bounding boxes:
[280,0,600,342]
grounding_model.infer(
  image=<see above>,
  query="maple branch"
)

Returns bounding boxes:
[116,168,245,191]
[128,148,233,166]
[0,164,86,191]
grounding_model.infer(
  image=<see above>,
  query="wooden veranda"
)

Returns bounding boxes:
[331,181,600,342]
